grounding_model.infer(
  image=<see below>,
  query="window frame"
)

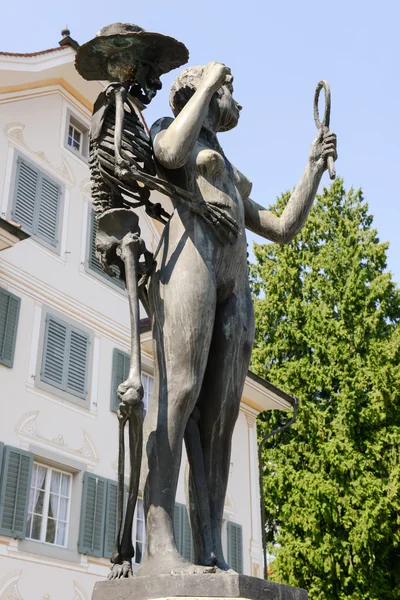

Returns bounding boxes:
[68,124,82,153]
[9,153,64,254]
[26,462,72,549]
[64,110,89,161]
[132,497,145,565]
[35,308,93,409]
[141,372,153,414]
[174,502,194,562]
[227,520,243,574]
[18,448,85,564]
[0,287,21,368]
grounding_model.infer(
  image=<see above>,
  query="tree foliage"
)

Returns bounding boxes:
[250,179,400,599]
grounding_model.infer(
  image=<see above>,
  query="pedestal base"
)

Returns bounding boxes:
[91,573,307,600]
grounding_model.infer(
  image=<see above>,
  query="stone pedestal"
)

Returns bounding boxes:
[91,573,307,600]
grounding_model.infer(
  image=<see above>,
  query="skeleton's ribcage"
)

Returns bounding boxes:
[89,104,155,214]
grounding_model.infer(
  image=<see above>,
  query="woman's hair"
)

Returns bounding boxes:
[169,65,206,116]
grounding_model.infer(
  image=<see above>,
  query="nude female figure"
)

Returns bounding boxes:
[138,62,337,576]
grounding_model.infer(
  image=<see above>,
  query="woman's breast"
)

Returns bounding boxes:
[193,148,245,227]
[195,148,226,177]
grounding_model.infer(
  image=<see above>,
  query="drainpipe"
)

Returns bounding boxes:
[258,397,299,579]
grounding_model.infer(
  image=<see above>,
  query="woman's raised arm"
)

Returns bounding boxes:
[151,62,230,170]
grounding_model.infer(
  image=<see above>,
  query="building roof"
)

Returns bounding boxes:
[0,47,68,58]
[0,28,79,58]
[247,370,295,407]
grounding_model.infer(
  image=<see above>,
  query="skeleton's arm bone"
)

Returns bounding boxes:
[243,161,323,244]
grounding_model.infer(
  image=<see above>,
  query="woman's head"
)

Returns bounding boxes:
[169,65,242,132]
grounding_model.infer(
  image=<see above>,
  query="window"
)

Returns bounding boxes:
[142,373,153,412]
[78,474,145,563]
[78,472,118,558]
[40,313,91,405]
[0,445,33,538]
[65,112,88,159]
[87,209,125,289]
[174,502,194,561]
[227,521,243,574]
[133,498,145,564]
[11,155,62,250]
[110,348,153,412]
[0,288,21,367]
[27,464,71,547]
[68,123,83,153]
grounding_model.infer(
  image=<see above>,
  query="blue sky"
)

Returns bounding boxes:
[2,0,399,283]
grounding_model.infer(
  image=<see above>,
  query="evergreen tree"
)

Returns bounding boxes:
[250,179,400,600]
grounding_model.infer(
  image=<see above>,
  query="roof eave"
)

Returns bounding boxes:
[0,218,30,251]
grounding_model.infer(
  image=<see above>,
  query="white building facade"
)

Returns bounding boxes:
[0,38,293,600]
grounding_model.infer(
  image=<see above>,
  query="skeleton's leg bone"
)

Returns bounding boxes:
[120,402,144,568]
[110,413,128,569]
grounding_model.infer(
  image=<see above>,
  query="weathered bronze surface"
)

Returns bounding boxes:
[75,22,337,586]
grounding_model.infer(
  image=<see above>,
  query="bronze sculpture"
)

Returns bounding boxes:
[75,23,337,581]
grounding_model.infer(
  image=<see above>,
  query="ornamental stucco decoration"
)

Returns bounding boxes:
[15,411,99,467]
[4,122,75,186]
[0,571,23,600]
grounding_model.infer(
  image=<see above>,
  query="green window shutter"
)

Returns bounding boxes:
[12,158,62,248]
[0,442,4,471]
[227,521,243,574]
[89,210,102,276]
[174,503,182,553]
[0,446,33,538]
[174,503,194,561]
[41,316,68,390]
[12,158,39,232]
[0,288,21,367]
[103,479,118,558]
[41,315,90,400]
[66,327,90,399]
[182,506,194,562]
[110,348,130,412]
[78,472,107,557]
[36,175,61,247]
[88,210,124,288]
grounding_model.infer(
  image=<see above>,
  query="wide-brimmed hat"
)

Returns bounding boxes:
[75,22,189,81]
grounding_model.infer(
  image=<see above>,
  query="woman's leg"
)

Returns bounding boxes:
[186,284,255,568]
[138,218,217,576]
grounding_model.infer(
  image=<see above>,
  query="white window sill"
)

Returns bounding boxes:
[21,238,66,264]
[25,382,97,419]
[79,264,128,300]
[63,144,88,165]
[19,537,81,564]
